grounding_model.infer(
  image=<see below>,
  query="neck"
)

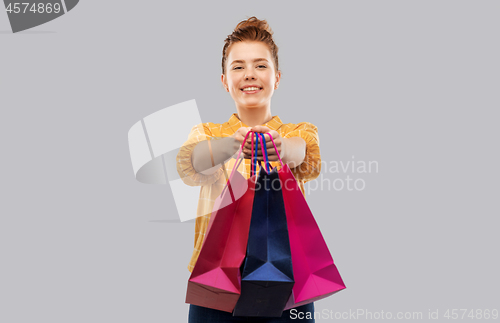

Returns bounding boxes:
[235,105,273,127]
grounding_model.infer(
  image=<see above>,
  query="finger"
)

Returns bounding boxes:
[241,127,252,134]
[252,144,277,155]
[254,155,279,162]
[244,134,257,145]
[250,125,271,133]
[244,151,260,158]
[258,133,279,143]
[263,144,280,155]
[263,140,279,149]
[250,126,261,133]
[269,137,281,147]
[244,146,268,155]
[243,144,260,153]
[266,148,280,155]
[260,131,277,140]
[248,149,279,160]
[244,139,258,149]
[244,139,271,150]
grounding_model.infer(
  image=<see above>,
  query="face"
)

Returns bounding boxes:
[221,41,281,109]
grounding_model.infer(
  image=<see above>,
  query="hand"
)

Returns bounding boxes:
[229,127,252,158]
[242,125,284,162]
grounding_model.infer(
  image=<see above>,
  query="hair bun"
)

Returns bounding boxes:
[235,16,273,35]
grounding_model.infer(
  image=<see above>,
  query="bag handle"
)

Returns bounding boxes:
[252,132,271,176]
[251,131,262,177]
[251,131,256,178]
[266,133,283,167]
[220,131,284,196]
[220,131,253,197]
[258,133,271,173]
[257,132,284,172]
[251,131,285,176]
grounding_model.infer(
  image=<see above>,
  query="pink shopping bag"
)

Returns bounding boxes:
[186,132,256,313]
[264,133,346,309]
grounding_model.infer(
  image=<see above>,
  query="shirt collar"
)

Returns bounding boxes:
[228,113,283,132]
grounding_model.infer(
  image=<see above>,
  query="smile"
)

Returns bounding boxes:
[241,87,262,94]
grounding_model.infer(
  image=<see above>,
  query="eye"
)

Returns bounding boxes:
[258,65,267,68]
[233,66,242,70]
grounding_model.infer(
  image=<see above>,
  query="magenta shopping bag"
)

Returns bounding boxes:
[186,132,256,313]
[265,134,346,309]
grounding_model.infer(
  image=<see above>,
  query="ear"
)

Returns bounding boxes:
[221,74,229,92]
[275,70,281,89]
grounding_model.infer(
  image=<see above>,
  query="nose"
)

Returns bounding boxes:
[244,70,256,80]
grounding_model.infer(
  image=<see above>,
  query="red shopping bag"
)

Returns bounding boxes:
[232,133,295,317]
[266,134,346,309]
[186,132,256,313]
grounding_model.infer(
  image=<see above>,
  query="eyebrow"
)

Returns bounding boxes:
[230,58,269,65]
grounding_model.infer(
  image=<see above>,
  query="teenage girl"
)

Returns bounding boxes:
[177,16,321,323]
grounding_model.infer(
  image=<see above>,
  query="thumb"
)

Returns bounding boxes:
[251,125,270,133]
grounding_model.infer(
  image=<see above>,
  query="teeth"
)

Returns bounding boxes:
[242,87,260,91]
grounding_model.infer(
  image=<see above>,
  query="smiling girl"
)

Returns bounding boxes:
[177,16,321,323]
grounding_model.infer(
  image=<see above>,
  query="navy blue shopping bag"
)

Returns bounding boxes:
[232,133,294,317]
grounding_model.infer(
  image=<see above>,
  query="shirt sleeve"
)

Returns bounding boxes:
[176,123,224,187]
[283,122,321,183]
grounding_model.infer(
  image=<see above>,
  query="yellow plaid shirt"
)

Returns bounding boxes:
[176,113,321,272]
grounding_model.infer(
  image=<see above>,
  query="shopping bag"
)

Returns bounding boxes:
[186,132,256,313]
[265,134,346,309]
[233,133,295,317]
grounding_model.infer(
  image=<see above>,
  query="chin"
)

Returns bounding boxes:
[241,103,264,109]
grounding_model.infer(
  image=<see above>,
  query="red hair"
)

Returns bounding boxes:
[222,16,280,75]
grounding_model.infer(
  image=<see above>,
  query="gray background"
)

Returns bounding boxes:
[1,1,499,322]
